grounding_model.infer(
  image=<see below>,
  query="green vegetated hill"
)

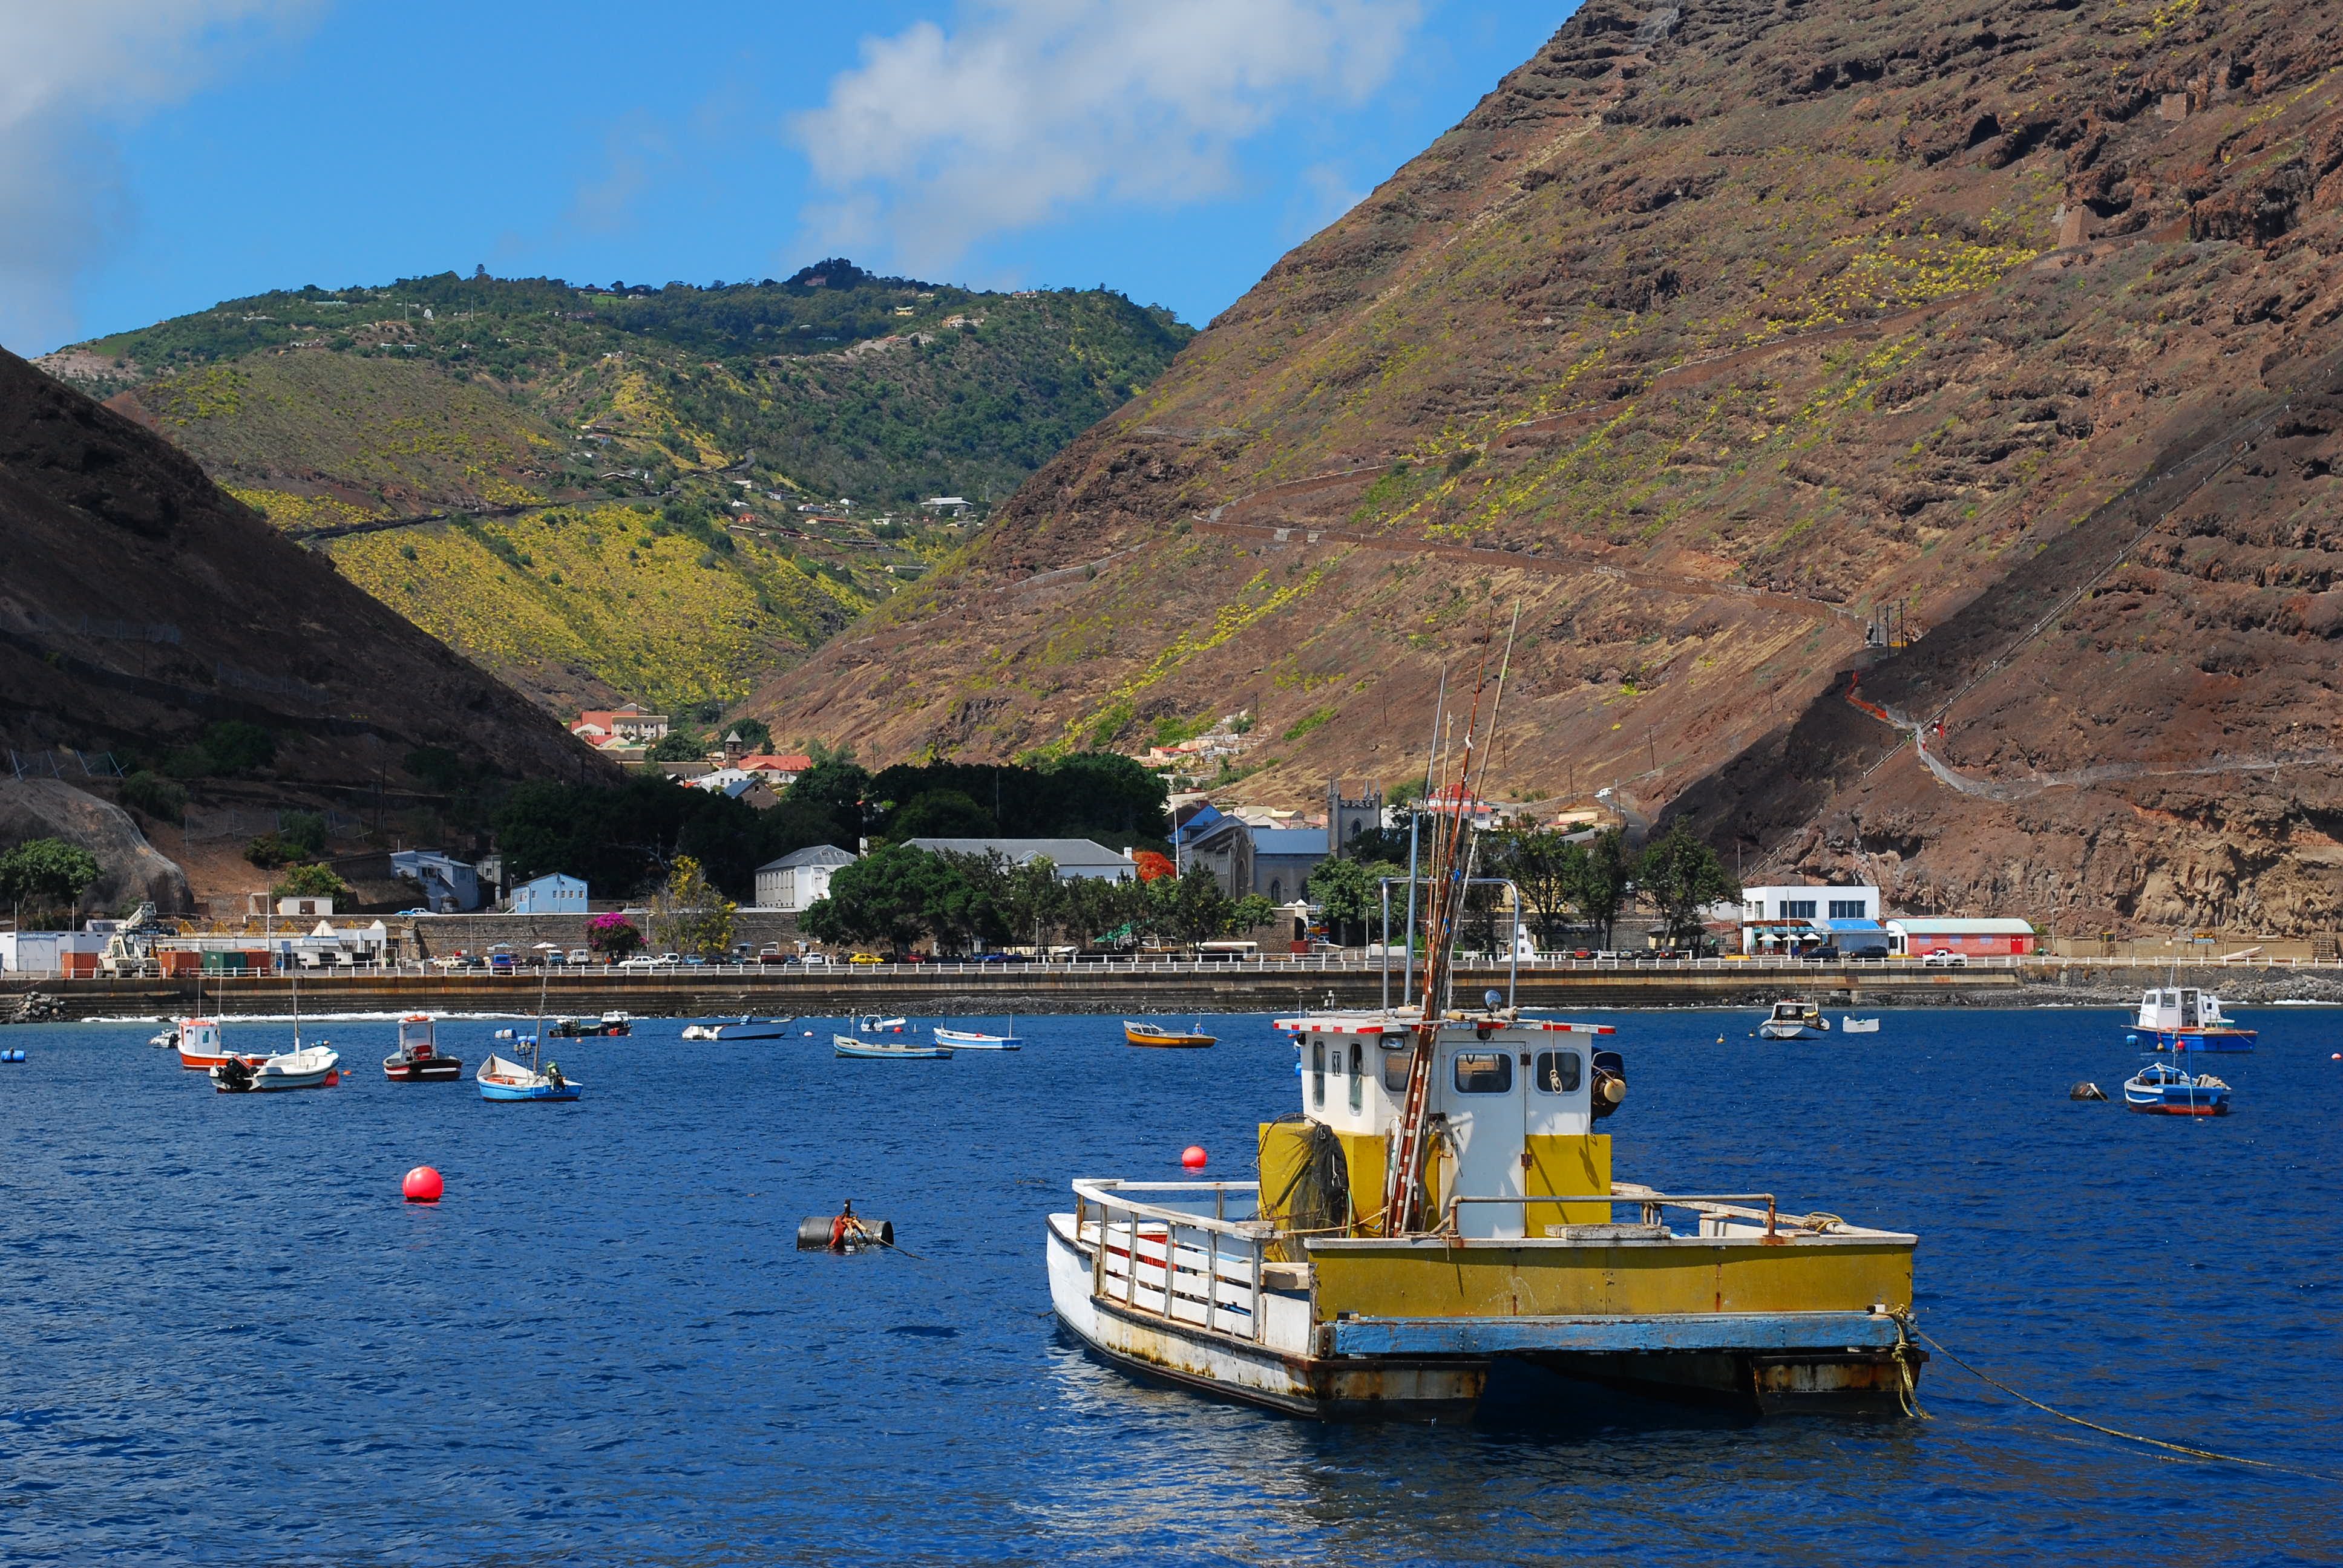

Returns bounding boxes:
[38,260,1191,719]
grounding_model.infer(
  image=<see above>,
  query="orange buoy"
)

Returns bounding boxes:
[402,1165,444,1203]
[1181,1145,1207,1171]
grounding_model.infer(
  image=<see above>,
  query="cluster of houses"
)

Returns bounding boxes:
[568,703,671,763]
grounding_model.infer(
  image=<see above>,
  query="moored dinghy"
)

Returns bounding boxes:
[1759,1000,1829,1039]
[479,973,582,1100]
[935,1013,1021,1050]
[835,1032,951,1059]
[2123,1060,2232,1116]
[1841,1017,1880,1034]
[215,975,339,1091]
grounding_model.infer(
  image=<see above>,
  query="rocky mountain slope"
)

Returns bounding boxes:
[750,0,2343,935]
[0,342,612,898]
[38,264,1190,717]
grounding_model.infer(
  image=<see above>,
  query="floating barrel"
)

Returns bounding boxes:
[1,1049,22,1062]
[796,1214,895,1250]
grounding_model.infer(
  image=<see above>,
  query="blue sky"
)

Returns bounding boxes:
[2,2,1570,355]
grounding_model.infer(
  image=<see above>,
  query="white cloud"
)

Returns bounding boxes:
[791,0,1421,275]
[0,1,313,354]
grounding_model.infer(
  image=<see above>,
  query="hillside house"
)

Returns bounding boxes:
[738,753,814,785]
[571,704,669,745]
[509,873,588,913]
[390,850,481,913]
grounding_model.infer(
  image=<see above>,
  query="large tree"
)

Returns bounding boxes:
[800,842,963,951]
[1570,830,1634,949]
[1490,826,1585,951]
[1636,825,1740,949]
[0,838,102,921]
[1306,857,1406,947]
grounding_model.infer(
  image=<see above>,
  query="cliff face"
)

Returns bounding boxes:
[753,0,2343,933]
[0,345,610,790]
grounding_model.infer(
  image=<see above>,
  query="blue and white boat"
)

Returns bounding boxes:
[2124,987,2256,1053]
[479,976,583,1100]
[477,1042,582,1100]
[2122,1060,2231,1116]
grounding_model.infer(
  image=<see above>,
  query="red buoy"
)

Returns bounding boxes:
[1181,1145,1207,1171]
[402,1165,444,1203]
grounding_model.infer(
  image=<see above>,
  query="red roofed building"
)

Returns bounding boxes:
[736,753,814,785]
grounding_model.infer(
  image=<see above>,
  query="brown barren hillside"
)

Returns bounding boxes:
[751,0,2343,934]
[0,345,612,793]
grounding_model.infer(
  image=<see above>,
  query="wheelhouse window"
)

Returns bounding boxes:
[1383,1049,1411,1092]
[1452,1051,1513,1094]
[1533,1050,1582,1094]
[1347,1042,1363,1111]
[1311,1038,1325,1106]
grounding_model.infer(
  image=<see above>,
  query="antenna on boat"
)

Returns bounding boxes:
[1383,615,1509,1236]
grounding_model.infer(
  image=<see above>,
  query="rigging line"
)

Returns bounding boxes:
[1913,1327,2343,1484]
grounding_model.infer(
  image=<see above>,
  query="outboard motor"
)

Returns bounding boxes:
[1590,1050,1626,1119]
[212,1056,255,1094]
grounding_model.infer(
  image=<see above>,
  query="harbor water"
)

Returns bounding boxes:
[2,1008,2336,1563]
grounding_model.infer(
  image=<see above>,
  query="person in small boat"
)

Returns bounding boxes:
[546,1062,566,1088]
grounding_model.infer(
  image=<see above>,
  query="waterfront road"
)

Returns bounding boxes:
[0,955,2037,1019]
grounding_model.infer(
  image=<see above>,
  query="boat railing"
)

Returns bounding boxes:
[1070,1178,1284,1346]
[1434,1185,1907,1243]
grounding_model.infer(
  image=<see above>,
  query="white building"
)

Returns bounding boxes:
[905,837,1134,881]
[1735,883,1886,953]
[755,844,857,910]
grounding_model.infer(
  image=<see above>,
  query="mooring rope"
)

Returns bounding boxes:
[1910,1322,2341,1483]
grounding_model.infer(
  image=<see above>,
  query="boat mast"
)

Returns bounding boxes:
[1381,613,1516,1236]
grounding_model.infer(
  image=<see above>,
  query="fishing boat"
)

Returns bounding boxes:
[2122,1060,2232,1116]
[479,975,582,1100]
[1841,1017,1880,1034]
[382,1014,464,1082]
[1758,1000,1830,1039]
[834,1033,951,1060]
[856,1014,909,1033]
[1124,1020,1216,1049]
[1048,616,1922,1420]
[2125,987,2256,1053]
[546,1012,633,1039]
[175,1018,253,1071]
[148,1027,175,1048]
[680,1016,796,1042]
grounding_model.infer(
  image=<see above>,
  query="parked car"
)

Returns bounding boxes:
[977,952,1023,964]
[758,943,787,964]
[617,954,663,970]
[1922,949,1967,968]
[849,952,884,965]
[798,953,831,967]
[568,948,592,965]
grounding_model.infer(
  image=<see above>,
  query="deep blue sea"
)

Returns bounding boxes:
[2,1004,2338,1565]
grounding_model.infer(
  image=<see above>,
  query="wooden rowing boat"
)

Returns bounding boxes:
[1123,1020,1215,1049]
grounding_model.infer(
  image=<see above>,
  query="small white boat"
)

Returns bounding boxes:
[681,1016,796,1042]
[836,1033,950,1060]
[1758,1000,1829,1039]
[1841,1017,1880,1033]
[148,1027,175,1048]
[857,1015,909,1033]
[244,1044,341,1091]
[211,975,339,1091]
[935,1018,1021,1050]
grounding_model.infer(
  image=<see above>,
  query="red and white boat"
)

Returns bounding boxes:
[175,1018,258,1072]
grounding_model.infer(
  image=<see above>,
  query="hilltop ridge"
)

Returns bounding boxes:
[39,265,1191,717]
[749,0,2343,934]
